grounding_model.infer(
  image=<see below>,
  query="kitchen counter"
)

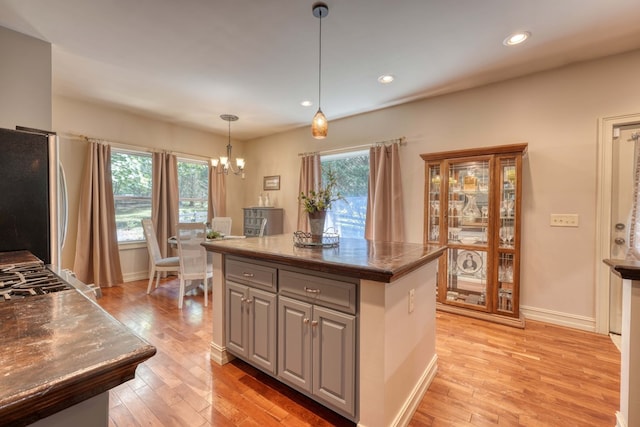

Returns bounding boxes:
[202,234,445,282]
[0,286,156,426]
[604,259,640,427]
[204,235,445,426]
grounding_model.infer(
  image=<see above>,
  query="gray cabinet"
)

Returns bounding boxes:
[277,271,356,419]
[243,207,283,236]
[225,259,277,375]
[224,256,357,421]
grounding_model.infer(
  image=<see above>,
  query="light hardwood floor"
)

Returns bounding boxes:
[99,278,620,426]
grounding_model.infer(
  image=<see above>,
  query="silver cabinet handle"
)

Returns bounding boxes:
[311,320,318,327]
[303,318,309,324]
[246,298,253,304]
[304,287,321,294]
[242,272,255,278]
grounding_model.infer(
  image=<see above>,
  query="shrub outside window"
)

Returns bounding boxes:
[112,150,152,242]
[321,150,369,238]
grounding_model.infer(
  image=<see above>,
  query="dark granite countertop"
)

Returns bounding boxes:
[203,235,445,282]
[604,258,640,281]
[0,290,156,426]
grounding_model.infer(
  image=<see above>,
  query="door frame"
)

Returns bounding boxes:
[595,112,640,334]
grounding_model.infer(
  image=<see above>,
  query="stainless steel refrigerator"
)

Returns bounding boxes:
[0,127,65,266]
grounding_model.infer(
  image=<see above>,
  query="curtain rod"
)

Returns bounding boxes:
[59,131,211,161]
[298,136,405,157]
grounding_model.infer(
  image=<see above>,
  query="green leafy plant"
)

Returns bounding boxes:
[299,169,343,213]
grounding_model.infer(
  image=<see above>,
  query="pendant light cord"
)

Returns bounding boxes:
[318,9,322,109]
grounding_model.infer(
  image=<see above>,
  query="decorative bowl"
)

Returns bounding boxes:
[460,236,479,245]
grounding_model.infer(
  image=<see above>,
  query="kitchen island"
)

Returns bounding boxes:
[0,257,156,426]
[203,235,445,427]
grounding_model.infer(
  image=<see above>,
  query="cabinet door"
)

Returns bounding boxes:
[443,158,491,311]
[226,281,248,357]
[277,296,312,393]
[248,288,277,374]
[495,156,520,316]
[312,306,356,418]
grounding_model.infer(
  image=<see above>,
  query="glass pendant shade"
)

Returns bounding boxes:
[312,108,328,139]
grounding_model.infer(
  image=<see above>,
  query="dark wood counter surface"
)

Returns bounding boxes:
[0,290,156,426]
[604,258,640,281]
[203,235,445,282]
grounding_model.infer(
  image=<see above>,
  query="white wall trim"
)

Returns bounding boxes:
[616,411,628,427]
[521,305,596,332]
[595,113,640,334]
[122,271,149,283]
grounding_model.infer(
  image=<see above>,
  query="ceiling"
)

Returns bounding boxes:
[2,0,640,140]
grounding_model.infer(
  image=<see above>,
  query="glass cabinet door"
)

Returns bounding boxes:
[426,164,441,243]
[496,156,519,315]
[444,159,491,309]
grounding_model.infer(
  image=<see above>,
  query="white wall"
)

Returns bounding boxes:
[44,41,640,327]
[243,49,640,328]
[0,26,51,131]
[53,96,245,277]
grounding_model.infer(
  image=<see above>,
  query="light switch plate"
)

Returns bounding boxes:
[550,214,579,227]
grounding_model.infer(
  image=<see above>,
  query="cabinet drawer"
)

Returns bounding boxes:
[226,258,277,292]
[279,270,356,315]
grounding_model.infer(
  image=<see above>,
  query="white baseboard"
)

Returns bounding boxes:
[520,305,596,332]
[389,354,438,427]
[616,411,627,427]
[122,271,149,283]
[210,342,235,365]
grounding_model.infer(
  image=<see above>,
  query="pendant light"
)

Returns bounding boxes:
[311,2,329,139]
[211,114,245,178]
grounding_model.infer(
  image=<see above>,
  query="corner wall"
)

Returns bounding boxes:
[0,25,51,131]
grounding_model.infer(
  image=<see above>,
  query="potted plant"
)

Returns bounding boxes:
[299,169,342,242]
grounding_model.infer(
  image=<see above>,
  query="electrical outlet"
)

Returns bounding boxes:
[550,214,579,227]
[408,288,415,313]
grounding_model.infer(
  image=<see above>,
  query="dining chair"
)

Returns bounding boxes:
[211,216,232,235]
[259,217,268,237]
[141,219,180,295]
[175,222,212,309]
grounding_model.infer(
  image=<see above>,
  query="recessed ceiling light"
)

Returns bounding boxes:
[301,100,313,107]
[378,74,395,84]
[503,31,531,46]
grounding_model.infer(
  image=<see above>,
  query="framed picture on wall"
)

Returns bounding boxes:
[263,175,280,191]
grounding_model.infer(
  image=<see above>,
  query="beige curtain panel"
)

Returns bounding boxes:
[365,143,405,242]
[73,141,123,287]
[208,163,227,220]
[297,154,321,232]
[152,152,179,258]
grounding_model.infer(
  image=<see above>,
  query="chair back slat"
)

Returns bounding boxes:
[176,223,207,279]
[211,217,232,235]
[142,218,163,263]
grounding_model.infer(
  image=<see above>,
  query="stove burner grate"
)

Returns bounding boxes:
[0,261,73,301]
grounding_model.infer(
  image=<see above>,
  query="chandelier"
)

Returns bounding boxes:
[212,114,245,178]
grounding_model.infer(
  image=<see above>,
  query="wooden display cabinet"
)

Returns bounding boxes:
[421,143,527,327]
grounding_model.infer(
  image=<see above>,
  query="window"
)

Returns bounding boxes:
[111,150,152,242]
[177,158,209,224]
[321,150,369,238]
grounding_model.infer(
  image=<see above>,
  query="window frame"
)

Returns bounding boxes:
[111,148,153,243]
[320,149,370,239]
[176,156,210,224]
